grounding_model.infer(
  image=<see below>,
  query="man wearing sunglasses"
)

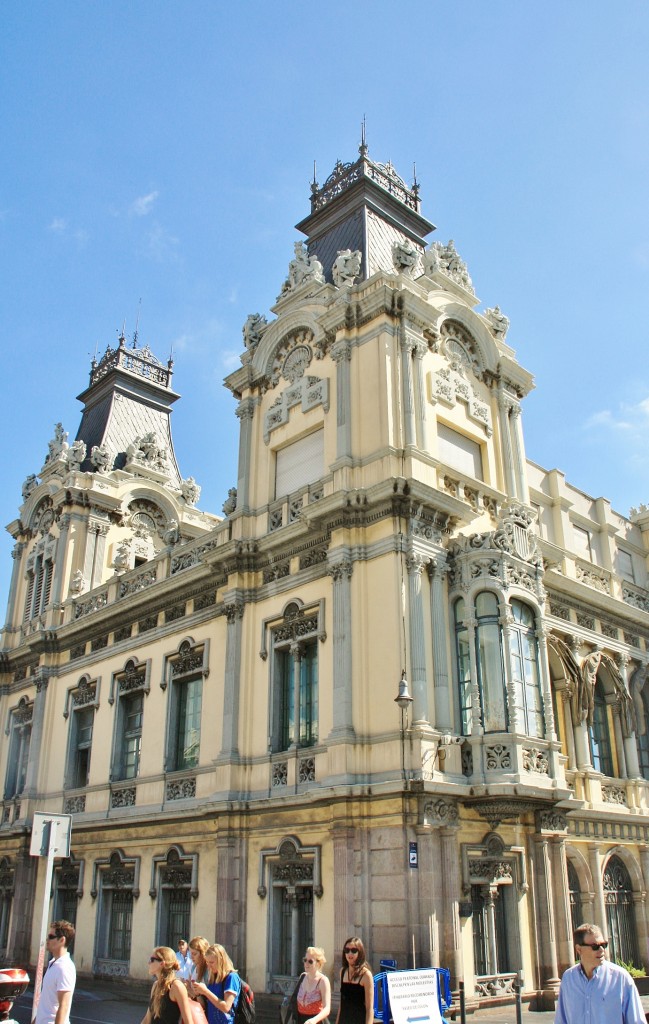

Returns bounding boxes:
[555,922,645,1023]
[34,922,76,1024]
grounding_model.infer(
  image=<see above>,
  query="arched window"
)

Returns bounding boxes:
[508,600,544,737]
[476,592,506,733]
[604,856,639,966]
[589,679,613,776]
[567,860,583,935]
[454,598,472,735]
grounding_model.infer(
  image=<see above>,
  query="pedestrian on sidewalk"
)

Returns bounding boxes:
[34,921,76,1024]
[555,922,645,1024]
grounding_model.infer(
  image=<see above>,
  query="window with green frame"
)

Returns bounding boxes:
[274,640,318,752]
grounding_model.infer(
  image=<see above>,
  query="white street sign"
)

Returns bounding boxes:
[386,969,444,1024]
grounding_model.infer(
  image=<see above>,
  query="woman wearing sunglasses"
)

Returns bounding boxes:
[141,947,193,1024]
[335,938,373,1024]
[191,943,241,1024]
[294,947,331,1024]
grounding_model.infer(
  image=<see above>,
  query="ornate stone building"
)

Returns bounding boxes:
[1,142,649,1010]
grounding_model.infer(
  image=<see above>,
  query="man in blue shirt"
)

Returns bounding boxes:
[555,922,646,1024]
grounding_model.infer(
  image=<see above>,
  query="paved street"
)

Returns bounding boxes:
[7,978,561,1024]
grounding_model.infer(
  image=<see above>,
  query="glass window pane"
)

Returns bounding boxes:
[177,679,202,769]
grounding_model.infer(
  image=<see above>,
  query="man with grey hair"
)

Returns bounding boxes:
[555,922,645,1023]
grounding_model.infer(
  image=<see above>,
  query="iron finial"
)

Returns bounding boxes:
[359,115,368,157]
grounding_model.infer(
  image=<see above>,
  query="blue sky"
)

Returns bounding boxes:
[2,1,649,609]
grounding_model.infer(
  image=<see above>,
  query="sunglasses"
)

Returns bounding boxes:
[344,948,359,955]
[579,941,608,951]
[303,958,316,965]
[149,956,163,963]
[47,934,59,941]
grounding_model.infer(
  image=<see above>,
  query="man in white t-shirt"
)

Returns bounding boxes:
[34,921,76,1024]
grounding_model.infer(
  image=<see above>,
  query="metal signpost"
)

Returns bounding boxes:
[29,813,72,1024]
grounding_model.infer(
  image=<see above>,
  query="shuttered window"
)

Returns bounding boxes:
[275,430,324,499]
[437,422,483,480]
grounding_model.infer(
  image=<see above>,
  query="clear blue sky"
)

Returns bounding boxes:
[2,1,649,610]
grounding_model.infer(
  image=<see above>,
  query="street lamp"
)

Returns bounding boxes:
[394,670,413,781]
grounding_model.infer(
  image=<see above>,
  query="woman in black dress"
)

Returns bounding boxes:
[335,937,373,1024]
[141,946,193,1024]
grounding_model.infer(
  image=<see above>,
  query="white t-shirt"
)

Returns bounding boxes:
[35,951,76,1024]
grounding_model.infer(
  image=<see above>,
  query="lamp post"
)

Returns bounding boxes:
[395,670,413,781]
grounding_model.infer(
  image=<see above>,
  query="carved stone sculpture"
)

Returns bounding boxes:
[332,249,362,287]
[577,650,602,724]
[631,663,649,736]
[392,240,418,273]
[424,240,474,293]
[112,539,131,574]
[242,313,268,352]
[127,432,168,470]
[69,569,85,595]
[45,422,69,463]
[164,519,180,546]
[21,474,38,501]
[484,305,510,339]
[180,476,201,505]
[65,440,86,470]
[222,487,237,516]
[280,242,325,296]
[91,444,110,473]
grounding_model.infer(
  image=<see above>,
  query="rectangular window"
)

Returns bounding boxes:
[573,525,594,562]
[274,640,318,752]
[174,678,202,770]
[275,430,324,500]
[114,692,143,781]
[617,549,635,583]
[67,707,94,789]
[4,717,31,799]
[437,422,483,480]
[107,890,133,961]
[159,888,191,950]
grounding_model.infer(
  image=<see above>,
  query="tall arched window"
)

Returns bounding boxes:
[475,592,506,733]
[589,679,613,776]
[567,860,583,935]
[508,600,544,737]
[454,598,472,735]
[604,856,639,966]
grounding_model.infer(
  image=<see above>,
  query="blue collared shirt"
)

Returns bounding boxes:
[555,959,646,1024]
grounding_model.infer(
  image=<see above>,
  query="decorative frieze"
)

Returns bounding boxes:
[166,778,196,801]
[111,787,136,808]
[64,795,86,814]
[522,747,549,774]
[298,757,316,784]
[602,785,627,806]
[74,590,108,618]
[272,761,288,788]
[485,744,512,770]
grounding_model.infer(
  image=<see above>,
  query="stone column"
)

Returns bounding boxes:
[440,825,463,984]
[332,339,352,463]
[401,334,417,448]
[429,558,452,731]
[500,605,519,732]
[535,627,557,741]
[618,655,641,778]
[415,824,440,967]
[587,844,607,930]
[333,825,357,977]
[497,389,516,498]
[465,616,484,735]
[484,887,498,974]
[611,705,628,778]
[23,673,48,797]
[509,402,530,504]
[291,642,302,748]
[235,398,256,511]
[412,339,428,452]
[49,516,69,606]
[407,551,430,727]
[560,691,577,770]
[5,541,26,625]
[532,833,561,991]
[219,601,244,759]
[638,846,649,966]
[7,836,37,963]
[91,523,109,588]
[543,818,573,974]
[327,558,355,741]
[215,831,243,957]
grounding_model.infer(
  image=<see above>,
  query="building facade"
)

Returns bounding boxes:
[1,144,649,1009]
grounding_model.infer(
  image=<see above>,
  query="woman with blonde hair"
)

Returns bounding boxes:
[186,937,210,986]
[336,938,372,1024]
[192,944,241,1024]
[295,947,331,1024]
[141,946,193,1024]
